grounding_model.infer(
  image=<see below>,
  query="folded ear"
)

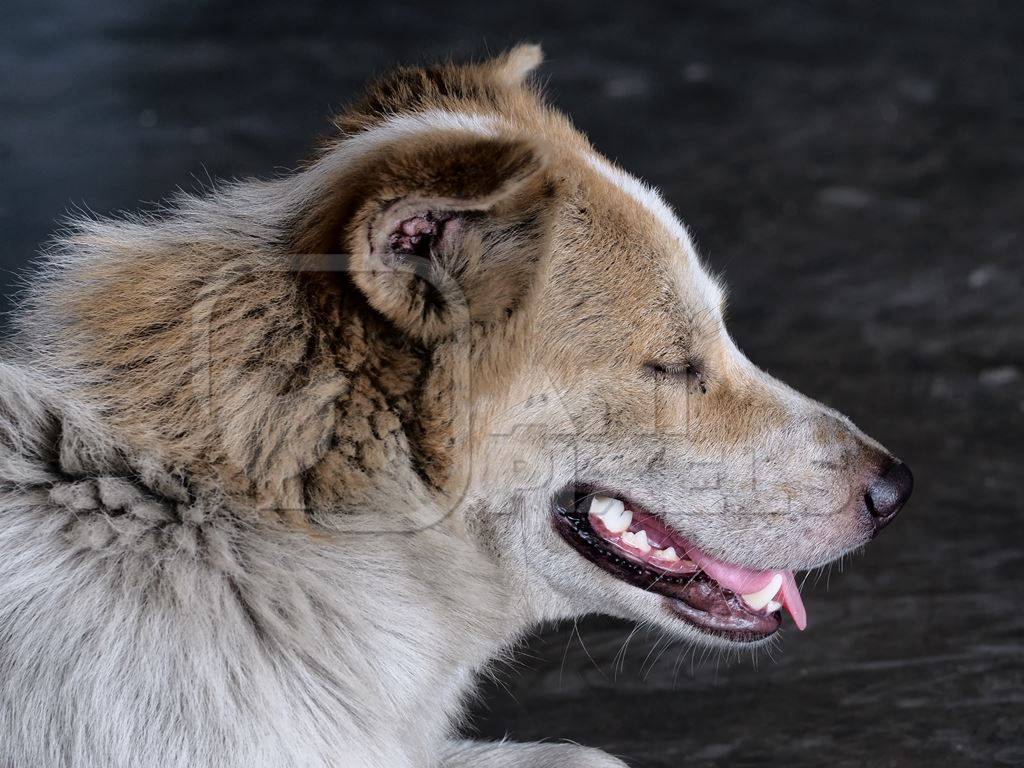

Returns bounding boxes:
[487,43,544,88]
[335,44,544,137]
[304,130,558,342]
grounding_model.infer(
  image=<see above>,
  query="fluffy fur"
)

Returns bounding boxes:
[0,46,897,767]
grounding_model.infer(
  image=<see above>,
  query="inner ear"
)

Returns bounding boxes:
[332,134,554,342]
[358,201,476,342]
[386,212,457,263]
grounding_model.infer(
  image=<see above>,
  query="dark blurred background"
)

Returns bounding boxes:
[2,1,1022,766]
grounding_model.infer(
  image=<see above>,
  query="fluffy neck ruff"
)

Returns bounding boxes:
[15,187,456,525]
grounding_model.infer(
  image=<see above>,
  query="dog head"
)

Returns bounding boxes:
[36,46,910,647]
[299,45,912,645]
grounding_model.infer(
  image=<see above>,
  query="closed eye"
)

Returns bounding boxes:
[642,360,708,393]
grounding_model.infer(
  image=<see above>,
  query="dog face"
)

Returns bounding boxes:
[471,163,910,645]
[317,46,912,646]
[26,45,910,648]
[309,46,913,651]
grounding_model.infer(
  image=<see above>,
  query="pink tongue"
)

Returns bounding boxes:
[683,544,808,630]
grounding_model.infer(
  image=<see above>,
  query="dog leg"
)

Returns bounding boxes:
[440,740,629,768]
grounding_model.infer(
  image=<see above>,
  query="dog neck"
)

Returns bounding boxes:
[17,221,468,526]
[12,189,542,726]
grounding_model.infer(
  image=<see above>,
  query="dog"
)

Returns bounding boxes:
[0,45,912,767]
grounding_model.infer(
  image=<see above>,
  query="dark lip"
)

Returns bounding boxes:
[551,485,781,644]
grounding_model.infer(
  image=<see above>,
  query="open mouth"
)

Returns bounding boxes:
[552,487,807,643]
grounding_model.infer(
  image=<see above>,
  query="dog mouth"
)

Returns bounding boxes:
[552,487,807,643]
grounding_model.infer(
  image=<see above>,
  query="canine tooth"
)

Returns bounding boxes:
[652,546,680,562]
[765,600,782,613]
[590,496,628,533]
[741,574,784,611]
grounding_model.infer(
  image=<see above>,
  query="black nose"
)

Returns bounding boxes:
[865,460,913,530]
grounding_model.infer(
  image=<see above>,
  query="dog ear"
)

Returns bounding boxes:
[298,130,557,342]
[487,43,544,88]
[333,44,544,137]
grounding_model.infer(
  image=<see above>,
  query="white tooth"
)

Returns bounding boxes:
[604,501,631,534]
[604,497,625,516]
[589,496,613,518]
[632,529,651,553]
[741,574,785,611]
[765,600,782,613]
[652,546,680,562]
[620,530,650,554]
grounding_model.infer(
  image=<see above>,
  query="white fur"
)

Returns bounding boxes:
[583,154,692,248]
[0,360,608,767]
[583,153,725,313]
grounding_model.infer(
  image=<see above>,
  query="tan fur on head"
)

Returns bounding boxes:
[489,43,544,87]
[334,44,547,138]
